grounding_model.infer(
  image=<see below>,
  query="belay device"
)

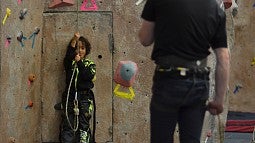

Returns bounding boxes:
[114,61,138,100]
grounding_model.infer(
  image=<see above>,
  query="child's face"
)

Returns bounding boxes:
[77,41,86,58]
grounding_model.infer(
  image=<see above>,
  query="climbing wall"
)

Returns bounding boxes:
[0,0,253,143]
[0,1,44,142]
[201,1,255,142]
[41,12,113,142]
[228,0,255,112]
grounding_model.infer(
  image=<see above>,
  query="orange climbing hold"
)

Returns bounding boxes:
[27,100,33,108]
[28,74,36,82]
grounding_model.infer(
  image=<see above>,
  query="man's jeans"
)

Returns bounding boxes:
[150,70,209,143]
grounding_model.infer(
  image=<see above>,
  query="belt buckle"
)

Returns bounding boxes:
[177,67,189,76]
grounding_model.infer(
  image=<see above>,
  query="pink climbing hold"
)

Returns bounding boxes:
[80,0,98,11]
[114,61,138,87]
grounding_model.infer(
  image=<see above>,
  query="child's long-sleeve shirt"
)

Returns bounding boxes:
[64,44,96,92]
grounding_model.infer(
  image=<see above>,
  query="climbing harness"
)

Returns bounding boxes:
[114,84,135,100]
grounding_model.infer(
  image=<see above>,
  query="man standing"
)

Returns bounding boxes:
[138,0,230,143]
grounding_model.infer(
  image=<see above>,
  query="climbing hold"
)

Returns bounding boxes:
[2,8,11,25]
[233,84,242,94]
[17,31,27,47]
[80,0,98,11]
[19,8,28,20]
[114,61,138,87]
[49,0,74,9]
[114,84,135,100]
[5,35,11,48]
[25,100,33,109]
[28,74,36,82]
[9,137,16,143]
[113,61,138,100]
[6,35,11,41]
[251,57,255,66]
[29,27,40,48]
[17,0,22,5]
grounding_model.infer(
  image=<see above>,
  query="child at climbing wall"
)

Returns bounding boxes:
[60,32,96,143]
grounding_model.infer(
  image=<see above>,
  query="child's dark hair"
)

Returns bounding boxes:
[79,36,91,55]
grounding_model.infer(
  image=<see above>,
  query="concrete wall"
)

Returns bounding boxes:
[0,0,253,143]
[0,1,44,142]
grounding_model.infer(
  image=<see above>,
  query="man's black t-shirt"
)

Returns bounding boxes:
[141,0,227,61]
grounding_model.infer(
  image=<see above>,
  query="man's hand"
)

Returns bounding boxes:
[208,48,230,115]
[207,100,224,115]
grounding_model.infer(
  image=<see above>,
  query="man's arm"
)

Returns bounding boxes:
[138,19,155,46]
[208,47,230,115]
